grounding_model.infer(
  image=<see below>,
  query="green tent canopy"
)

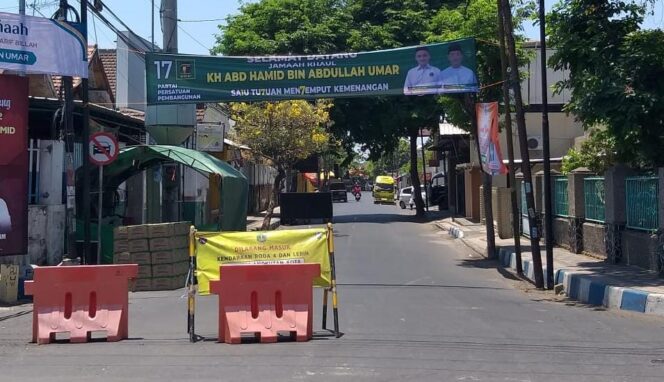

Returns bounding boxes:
[77,145,248,231]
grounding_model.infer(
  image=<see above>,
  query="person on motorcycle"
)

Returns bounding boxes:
[352,182,362,196]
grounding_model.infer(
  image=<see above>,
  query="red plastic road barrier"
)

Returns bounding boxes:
[24,265,138,344]
[210,263,321,344]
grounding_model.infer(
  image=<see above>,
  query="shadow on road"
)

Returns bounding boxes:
[456,257,521,281]
[333,211,447,225]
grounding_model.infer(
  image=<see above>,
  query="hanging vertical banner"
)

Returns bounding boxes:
[476,102,507,176]
[0,75,29,256]
[0,12,88,77]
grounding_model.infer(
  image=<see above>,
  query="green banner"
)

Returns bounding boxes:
[146,38,477,104]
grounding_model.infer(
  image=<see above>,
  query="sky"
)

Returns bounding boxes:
[0,0,662,55]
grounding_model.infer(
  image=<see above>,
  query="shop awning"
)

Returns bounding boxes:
[78,145,249,231]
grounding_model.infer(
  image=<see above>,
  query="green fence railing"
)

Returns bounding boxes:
[625,176,659,231]
[583,177,605,223]
[553,176,569,217]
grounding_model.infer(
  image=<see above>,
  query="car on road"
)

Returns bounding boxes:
[398,186,428,209]
[397,186,413,209]
[329,180,348,202]
[408,190,428,210]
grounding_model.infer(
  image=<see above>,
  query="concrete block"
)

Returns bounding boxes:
[568,274,581,300]
[620,289,649,313]
[509,252,517,269]
[587,281,607,306]
[603,286,624,310]
[578,277,592,303]
[555,269,565,285]
[645,294,664,316]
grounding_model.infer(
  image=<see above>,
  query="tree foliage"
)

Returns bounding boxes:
[231,100,331,170]
[230,100,331,228]
[549,0,664,169]
[561,128,617,175]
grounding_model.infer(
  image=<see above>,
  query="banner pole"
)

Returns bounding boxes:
[327,223,340,338]
[322,289,329,330]
[187,226,196,342]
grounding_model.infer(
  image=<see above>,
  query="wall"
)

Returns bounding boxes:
[622,230,659,271]
[520,46,571,105]
[582,223,606,259]
[552,217,570,249]
[116,33,150,112]
[464,167,481,222]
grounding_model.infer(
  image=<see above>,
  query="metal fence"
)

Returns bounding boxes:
[625,176,659,231]
[583,177,605,223]
[553,176,569,217]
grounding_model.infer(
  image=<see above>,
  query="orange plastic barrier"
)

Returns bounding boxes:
[210,263,321,344]
[24,264,138,344]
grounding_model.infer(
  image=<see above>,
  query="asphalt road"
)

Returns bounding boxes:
[2,192,664,381]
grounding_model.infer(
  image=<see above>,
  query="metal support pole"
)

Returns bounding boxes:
[539,0,554,289]
[501,0,544,288]
[96,162,103,264]
[19,0,26,15]
[420,127,429,211]
[80,0,91,264]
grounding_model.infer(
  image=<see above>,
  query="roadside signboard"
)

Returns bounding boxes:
[88,132,118,166]
[146,38,478,104]
[0,74,29,256]
[0,12,88,77]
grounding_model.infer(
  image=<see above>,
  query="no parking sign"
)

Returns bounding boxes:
[88,132,118,165]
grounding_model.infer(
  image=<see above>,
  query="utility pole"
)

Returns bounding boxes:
[497,0,523,274]
[420,127,429,212]
[500,0,545,288]
[162,0,178,53]
[57,0,78,262]
[538,0,554,289]
[81,0,91,264]
[19,0,25,14]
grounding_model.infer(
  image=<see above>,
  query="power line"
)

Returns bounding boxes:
[178,17,224,23]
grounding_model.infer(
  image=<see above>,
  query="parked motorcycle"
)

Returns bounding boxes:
[354,191,361,201]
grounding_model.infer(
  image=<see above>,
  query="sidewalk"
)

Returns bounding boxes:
[246,206,281,231]
[434,217,664,317]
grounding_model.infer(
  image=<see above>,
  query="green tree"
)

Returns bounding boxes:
[561,128,618,175]
[548,0,664,169]
[212,0,352,55]
[231,100,331,229]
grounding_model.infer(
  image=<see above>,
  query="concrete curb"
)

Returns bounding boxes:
[497,248,664,317]
[434,221,465,239]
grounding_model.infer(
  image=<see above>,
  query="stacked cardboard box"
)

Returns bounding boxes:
[113,222,191,291]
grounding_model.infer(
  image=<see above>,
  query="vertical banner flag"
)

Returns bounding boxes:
[146,38,478,104]
[476,102,507,176]
[0,75,29,256]
[0,12,88,77]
